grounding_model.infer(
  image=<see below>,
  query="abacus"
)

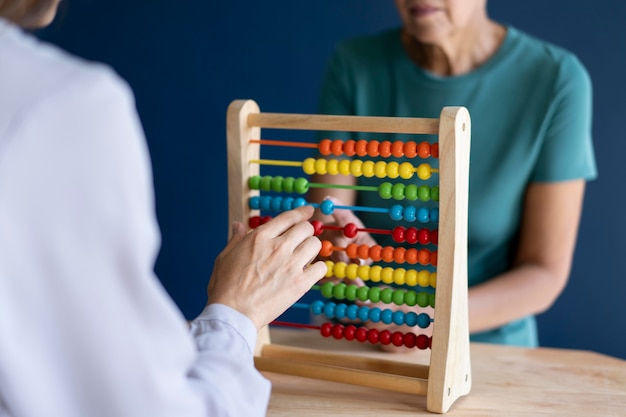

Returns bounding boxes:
[226,99,471,413]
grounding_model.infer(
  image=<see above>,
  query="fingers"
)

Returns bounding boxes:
[256,205,315,238]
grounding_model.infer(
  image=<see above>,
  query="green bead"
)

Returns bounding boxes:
[332,282,347,299]
[379,182,392,199]
[429,293,436,308]
[391,183,406,200]
[431,186,440,202]
[260,175,272,191]
[416,291,429,308]
[380,287,394,304]
[294,177,309,194]
[248,175,261,190]
[392,289,406,306]
[417,185,430,202]
[405,184,418,201]
[321,281,334,298]
[345,284,358,301]
[282,177,295,193]
[356,286,369,301]
[271,176,284,192]
[369,286,381,303]
[405,290,417,306]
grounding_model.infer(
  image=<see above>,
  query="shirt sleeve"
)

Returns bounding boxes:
[0,65,269,417]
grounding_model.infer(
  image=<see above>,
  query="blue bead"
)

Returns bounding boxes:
[381,309,393,324]
[293,197,307,208]
[281,197,294,211]
[260,196,272,211]
[323,302,336,319]
[393,310,405,326]
[249,196,260,209]
[346,304,359,321]
[310,300,324,316]
[357,306,369,322]
[320,199,335,215]
[389,204,403,221]
[417,207,430,223]
[334,303,347,320]
[271,196,283,212]
[417,313,431,329]
[368,307,381,323]
[430,208,439,223]
[403,205,417,222]
[405,311,418,327]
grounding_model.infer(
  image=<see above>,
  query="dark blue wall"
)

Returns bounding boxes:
[38,1,626,359]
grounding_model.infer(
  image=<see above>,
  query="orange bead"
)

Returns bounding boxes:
[430,251,438,266]
[394,247,406,263]
[343,140,356,156]
[381,246,394,262]
[369,245,382,261]
[418,249,430,265]
[417,141,431,158]
[319,139,332,156]
[345,243,358,259]
[391,141,404,158]
[367,140,380,157]
[405,248,418,264]
[404,141,417,158]
[431,142,439,158]
[331,139,344,156]
[320,240,333,257]
[355,140,368,157]
[379,141,392,157]
[357,244,370,260]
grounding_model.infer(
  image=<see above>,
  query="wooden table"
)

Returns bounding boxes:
[262,328,626,416]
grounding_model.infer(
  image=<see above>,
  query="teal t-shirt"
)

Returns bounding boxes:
[316,26,597,347]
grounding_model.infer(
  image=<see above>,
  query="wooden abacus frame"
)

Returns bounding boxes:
[226,99,471,414]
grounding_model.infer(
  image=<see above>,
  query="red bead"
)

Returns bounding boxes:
[343,223,358,238]
[311,220,324,236]
[416,334,430,350]
[320,322,333,338]
[403,332,417,348]
[367,328,380,344]
[344,325,357,341]
[392,226,405,243]
[249,216,261,229]
[332,324,344,340]
[431,229,438,245]
[405,227,418,244]
[416,228,430,245]
[319,139,332,156]
[379,330,391,345]
[355,327,368,342]
[391,331,404,347]
[261,215,272,225]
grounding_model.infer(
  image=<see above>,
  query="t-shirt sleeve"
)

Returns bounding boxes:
[531,54,597,182]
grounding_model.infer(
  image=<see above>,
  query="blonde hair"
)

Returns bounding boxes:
[0,0,58,27]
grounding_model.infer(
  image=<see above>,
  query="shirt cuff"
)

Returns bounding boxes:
[190,304,258,355]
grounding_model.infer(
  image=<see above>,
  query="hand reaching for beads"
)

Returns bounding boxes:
[207,205,327,330]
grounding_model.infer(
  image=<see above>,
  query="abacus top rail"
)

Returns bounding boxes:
[247,112,440,135]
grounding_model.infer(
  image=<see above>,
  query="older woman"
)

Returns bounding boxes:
[0,1,325,416]
[309,0,596,347]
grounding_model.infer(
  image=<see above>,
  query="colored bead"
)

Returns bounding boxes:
[345,284,358,301]
[417,270,430,287]
[362,160,375,177]
[343,223,358,238]
[311,220,323,236]
[393,268,406,285]
[320,199,334,215]
[429,293,436,308]
[417,228,430,245]
[357,306,369,322]
[294,177,309,194]
[381,246,394,263]
[323,302,336,318]
[345,263,359,280]
[320,322,333,337]
[332,282,346,299]
[345,243,358,259]
[355,139,368,157]
[330,139,344,156]
[431,186,440,201]
[381,309,393,324]
[417,207,429,223]
[302,158,316,175]
[392,289,405,306]
[430,208,439,223]
[333,261,346,279]
[271,175,284,192]
[430,251,438,266]
[369,245,382,261]
[357,244,369,260]
[391,331,404,347]
[326,159,339,175]
[431,142,439,158]
[324,260,334,278]
[431,229,439,244]
[310,300,324,315]
[391,183,405,200]
[350,160,363,177]
[344,324,357,340]
[405,269,418,286]
[380,288,394,304]
[269,196,282,211]
[417,141,430,158]
[367,328,380,344]
[334,303,347,320]
[417,313,431,329]
[355,326,368,342]
[346,304,359,321]
[281,197,294,211]
[387,161,399,179]
[391,141,404,158]
[379,182,392,199]
[248,216,260,229]
[418,249,430,265]
[379,330,391,345]
[430,272,437,288]
[379,141,391,157]
[259,196,271,211]
[367,140,380,157]
[381,267,394,284]
[391,226,405,243]
[249,196,260,209]
[416,292,429,308]
[404,290,417,306]
[416,163,431,180]
[369,286,381,303]
[417,185,430,201]
[405,228,417,245]
[319,139,332,155]
[374,161,387,178]
[416,334,430,350]
[405,184,418,201]
[315,158,327,175]
[403,332,417,348]
[282,176,295,193]
[399,162,414,179]
[405,311,417,327]
[248,175,261,189]
[403,205,416,222]
[343,139,356,157]
[389,204,403,221]
[319,240,333,257]
[338,159,351,175]
[293,197,306,208]
[357,265,370,280]
[356,286,369,302]
[393,310,405,326]
[404,141,417,158]
[369,265,382,282]
[405,248,418,264]
[332,324,344,339]
[320,281,334,298]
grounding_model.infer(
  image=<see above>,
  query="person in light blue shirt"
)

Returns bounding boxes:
[309,0,597,347]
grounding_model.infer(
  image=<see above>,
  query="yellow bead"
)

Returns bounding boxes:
[399,162,414,179]
[369,265,382,282]
[326,159,339,175]
[405,269,418,286]
[417,270,430,287]
[381,267,394,284]
[315,158,327,175]
[374,161,387,178]
[362,160,375,177]
[393,268,406,285]
[302,158,316,175]
[430,272,437,288]
[333,261,347,279]
[324,260,334,278]
[357,265,370,280]
[349,160,363,177]
[386,161,399,179]
[417,163,432,180]
[338,159,351,175]
[345,263,359,280]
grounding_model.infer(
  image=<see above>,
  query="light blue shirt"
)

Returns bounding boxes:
[317,26,597,347]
